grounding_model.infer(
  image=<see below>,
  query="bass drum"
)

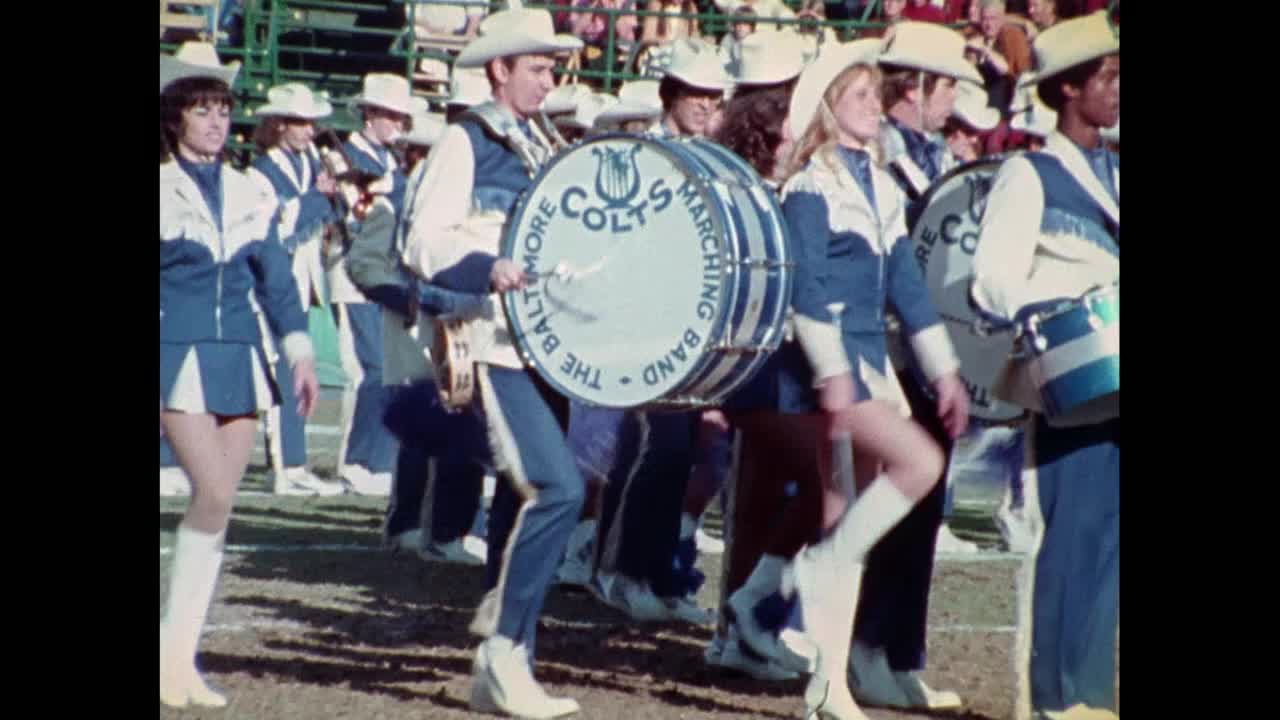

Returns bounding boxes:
[910,157,1026,424]
[501,134,792,410]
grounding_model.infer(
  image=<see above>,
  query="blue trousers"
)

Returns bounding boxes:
[597,410,696,598]
[1030,415,1120,713]
[334,302,395,473]
[853,370,947,671]
[382,379,488,540]
[272,348,307,468]
[478,366,585,652]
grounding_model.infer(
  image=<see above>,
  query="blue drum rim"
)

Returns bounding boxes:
[500,133,735,409]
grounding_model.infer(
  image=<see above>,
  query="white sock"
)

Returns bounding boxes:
[679,512,698,540]
[161,525,226,669]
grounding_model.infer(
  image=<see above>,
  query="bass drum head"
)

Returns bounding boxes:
[502,134,732,408]
[910,157,1026,424]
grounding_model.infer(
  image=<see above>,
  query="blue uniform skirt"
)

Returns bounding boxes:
[725,334,907,416]
[160,341,279,416]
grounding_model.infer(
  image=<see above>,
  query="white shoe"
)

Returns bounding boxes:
[996,502,1037,554]
[935,524,980,554]
[469,636,580,719]
[160,467,191,497]
[848,642,912,709]
[893,670,963,710]
[388,528,425,554]
[341,465,391,496]
[160,664,228,708]
[805,672,871,720]
[275,467,345,497]
[694,527,725,555]
[660,595,715,627]
[608,576,670,622]
[716,626,799,681]
[422,537,487,566]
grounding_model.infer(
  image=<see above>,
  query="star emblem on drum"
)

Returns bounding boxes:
[591,144,643,209]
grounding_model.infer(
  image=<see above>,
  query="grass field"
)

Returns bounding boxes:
[159,395,1105,719]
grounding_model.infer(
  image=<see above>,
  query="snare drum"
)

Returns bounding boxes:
[910,157,1027,424]
[502,134,793,409]
[1021,284,1119,421]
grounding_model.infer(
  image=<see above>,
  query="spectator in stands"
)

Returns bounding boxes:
[967,0,1032,110]
[565,0,641,69]
[248,84,346,498]
[718,4,757,74]
[903,0,947,23]
[411,0,485,40]
[640,0,701,47]
[1027,0,1061,30]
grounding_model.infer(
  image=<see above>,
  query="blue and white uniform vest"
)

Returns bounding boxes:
[971,131,1119,422]
[757,146,958,414]
[249,144,336,307]
[160,158,310,414]
[880,118,957,223]
[330,132,407,305]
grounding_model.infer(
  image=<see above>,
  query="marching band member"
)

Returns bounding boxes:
[878,22,983,223]
[970,11,1119,719]
[342,106,490,566]
[943,80,1000,163]
[841,24,980,711]
[248,82,346,497]
[329,73,417,496]
[760,38,970,719]
[400,8,589,717]
[591,38,733,626]
[160,42,319,708]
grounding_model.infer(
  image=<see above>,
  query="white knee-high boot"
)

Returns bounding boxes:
[793,475,916,720]
[160,525,228,708]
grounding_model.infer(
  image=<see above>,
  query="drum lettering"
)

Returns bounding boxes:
[583,207,606,231]
[609,212,634,233]
[702,252,719,272]
[649,179,672,213]
[700,233,718,254]
[698,284,718,320]
[960,231,979,255]
[626,199,649,226]
[920,226,938,247]
[523,293,544,320]
[533,316,553,335]
[643,364,658,385]
[561,186,587,219]
[524,230,543,255]
[914,245,929,274]
[670,340,687,363]
[560,353,603,390]
[677,179,698,205]
[522,255,539,276]
[541,333,560,355]
[697,217,715,243]
[963,378,991,408]
[538,197,557,220]
[940,214,962,246]
[684,328,701,348]
[656,356,675,380]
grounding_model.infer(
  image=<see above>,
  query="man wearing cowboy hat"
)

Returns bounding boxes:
[328,72,420,497]
[247,82,347,499]
[970,10,1119,720]
[653,38,734,138]
[878,21,983,220]
[400,7,587,718]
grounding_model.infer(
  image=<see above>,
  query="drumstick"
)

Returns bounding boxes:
[826,301,857,501]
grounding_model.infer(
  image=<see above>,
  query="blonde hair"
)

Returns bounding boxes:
[783,63,883,181]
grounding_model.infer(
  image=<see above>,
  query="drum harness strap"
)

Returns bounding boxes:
[458,102,567,179]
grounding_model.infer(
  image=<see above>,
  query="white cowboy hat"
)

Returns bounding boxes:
[1009,71,1038,112]
[404,111,448,147]
[735,29,808,86]
[1021,10,1118,88]
[542,83,595,116]
[254,83,333,119]
[448,65,492,107]
[1010,93,1058,139]
[950,80,998,132]
[664,38,734,92]
[454,8,583,68]
[878,21,982,84]
[159,41,241,93]
[350,73,417,116]
[789,39,882,138]
[559,92,617,131]
[594,79,664,128]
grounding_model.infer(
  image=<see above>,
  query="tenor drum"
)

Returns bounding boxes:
[1021,284,1120,420]
[502,134,792,410]
[910,157,1027,424]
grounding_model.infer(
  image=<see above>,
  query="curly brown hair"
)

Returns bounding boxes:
[712,86,791,180]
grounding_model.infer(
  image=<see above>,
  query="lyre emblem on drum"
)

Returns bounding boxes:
[964,175,994,224]
[592,145,643,209]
